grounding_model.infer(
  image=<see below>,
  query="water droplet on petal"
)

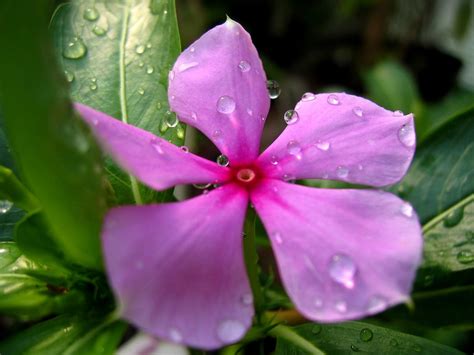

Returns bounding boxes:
[443,207,464,228]
[393,110,404,117]
[314,298,323,309]
[367,295,387,314]
[164,111,178,128]
[135,44,145,54]
[246,108,253,116]
[335,300,347,313]
[327,94,340,105]
[390,339,399,347]
[287,140,301,157]
[169,328,183,343]
[64,70,75,83]
[301,92,315,101]
[311,324,322,334]
[146,65,154,74]
[92,25,107,36]
[217,96,236,114]
[169,70,175,81]
[329,254,356,288]
[457,250,474,264]
[398,123,416,147]
[212,129,222,140]
[0,200,13,214]
[284,110,299,125]
[150,138,164,155]
[270,155,279,165]
[336,166,349,178]
[178,62,198,72]
[191,111,198,121]
[190,46,195,53]
[217,320,246,343]
[400,202,413,218]
[360,328,373,342]
[216,154,229,167]
[283,174,296,183]
[240,293,253,305]
[352,106,363,117]
[267,80,281,99]
[316,141,330,151]
[238,60,251,72]
[180,146,189,153]
[272,231,283,244]
[63,37,87,59]
[83,7,99,21]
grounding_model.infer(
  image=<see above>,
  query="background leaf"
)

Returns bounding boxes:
[50,0,183,204]
[0,0,108,269]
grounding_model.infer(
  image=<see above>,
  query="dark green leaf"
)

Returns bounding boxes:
[275,321,463,354]
[50,0,183,204]
[0,1,108,269]
[0,165,39,212]
[0,206,24,242]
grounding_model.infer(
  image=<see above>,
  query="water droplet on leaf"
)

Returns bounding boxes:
[456,250,473,264]
[83,7,99,21]
[443,207,464,228]
[0,200,13,214]
[92,25,107,36]
[64,70,75,83]
[164,111,178,128]
[311,325,322,334]
[146,65,154,74]
[138,87,145,95]
[135,44,145,54]
[63,37,87,59]
[360,328,373,342]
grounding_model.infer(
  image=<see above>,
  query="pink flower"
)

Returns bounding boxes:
[75,19,422,350]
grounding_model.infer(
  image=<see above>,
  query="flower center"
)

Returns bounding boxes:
[236,168,256,183]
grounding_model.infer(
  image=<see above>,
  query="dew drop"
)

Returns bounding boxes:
[238,60,251,72]
[212,129,222,140]
[191,111,198,121]
[217,96,236,114]
[311,325,322,335]
[301,92,315,101]
[63,37,87,59]
[169,328,182,343]
[89,83,97,91]
[240,293,253,305]
[0,200,13,214]
[146,65,154,74]
[367,295,387,314]
[352,106,363,117]
[351,345,360,352]
[164,111,178,128]
[139,61,144,68]
[217,320,246,343]
[283,174,295,183]
[135,44,145,54]
[92,25,107,36]
[176,123,184,138]
[336,166,349,178]
[83,7,99,21]
[335,300,347,313]
[146,43,152,49]
[169,70,175,81]
[267,80,281,99]
[456,250,474,264]
[180,146,189,153]
[138,87,145,95]
[316,141,330,151]
[246,108,253,116]
[272,231,283,245]
[270,155,279,165]
[400,202,413,218]
[190,46,195,53]
[443,207,464,228]
[216,154,230,167]
[398,123,416,147]
[178,62,198,72]
[314,298,323,309]
[390,339,399,347]
[284,110,299,125]
[327,94,340,105]
[64,70,75,83]
[393,110,404,117]
[193,183,211,190]
[150,138,164,155]
[360,328,373,342]
[328,254,356,288]
[287,140,301,156]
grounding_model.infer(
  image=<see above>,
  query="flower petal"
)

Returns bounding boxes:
[75,103,229,190]
[168,19,270,164]
[117,333,190,355]
[103,184,252,350]
[251,179,422,322]
[258,93,416,187]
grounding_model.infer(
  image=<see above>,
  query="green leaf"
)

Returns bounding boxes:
[50,0,183,204]
[0,165,39,212]
[0,313,126,355]
[0,1,108,269]
[363,59,423,117]
[0,206,24,241]
[275,321,463,354]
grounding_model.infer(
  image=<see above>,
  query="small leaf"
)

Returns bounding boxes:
[275,321,463,354]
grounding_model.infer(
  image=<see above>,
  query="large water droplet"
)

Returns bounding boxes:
[284,110,299,125]
[238,60,251,72]
[83,7,99,21]
[92,25,107,36]
[0,200,13,214]
[316,141,330,151]
[63,37,87,59]
[366,295,387,314]
[216,320,246,343]
[178,62,198,72]
[287,140,301,157]
[169,328,183,343]
[327,94,340,105]
[240,293,253,305]
[360,328,373,342]
[335,300,347,313]
[217,96,236,114]
[272,231,283,245]
[64,70,75,83]
[301,92,316,101]
[216,155,229,167]
[165,111,178,128]
[267,80,281,99]
[352,106,363,117]
[398,123,415,147]
[443,207,464,228]
[457,250,474,264]
[400,202,413,218]
[328,254,356,288]
[336,166,349,178]
[135,44,145,54]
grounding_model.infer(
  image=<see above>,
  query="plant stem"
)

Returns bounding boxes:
[243,207,264,320]
[268,323,325,355]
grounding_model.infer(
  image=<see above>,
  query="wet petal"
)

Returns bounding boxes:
[116,333,189,355]
[258,93,415,187]
[75,103,229,190]
[103,184,252,350]
[168,18,270,164]
[251,179,422,322]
